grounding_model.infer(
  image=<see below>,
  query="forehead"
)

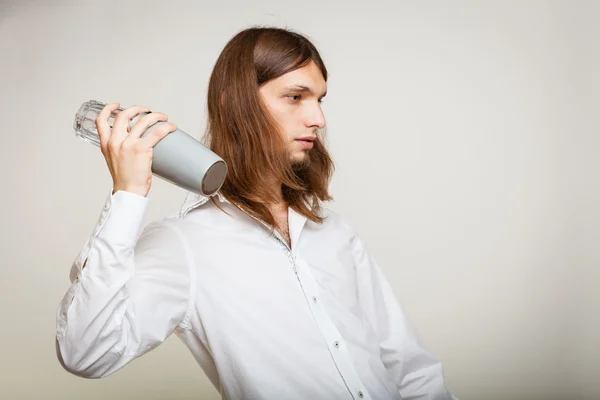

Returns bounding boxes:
[267,61,327,91]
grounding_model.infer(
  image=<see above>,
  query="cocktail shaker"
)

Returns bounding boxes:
[73,100,227,197]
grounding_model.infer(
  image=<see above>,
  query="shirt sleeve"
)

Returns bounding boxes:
[55,189,194,379]
[350,231,457,400]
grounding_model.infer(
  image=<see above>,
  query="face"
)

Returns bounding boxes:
[258,60,327,169]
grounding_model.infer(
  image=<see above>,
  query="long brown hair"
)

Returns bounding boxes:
[201,26,335,229]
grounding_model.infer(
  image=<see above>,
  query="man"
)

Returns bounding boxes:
[56,26,456,399]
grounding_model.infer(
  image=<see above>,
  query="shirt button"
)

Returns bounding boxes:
[358,391,364,398]
[334,341,340,348]
[312,296,317,303]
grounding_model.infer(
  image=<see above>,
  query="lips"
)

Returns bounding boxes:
[296,139,314,149]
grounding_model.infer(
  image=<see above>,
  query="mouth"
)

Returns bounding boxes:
[295,138,314,148]
[295,136,316,142]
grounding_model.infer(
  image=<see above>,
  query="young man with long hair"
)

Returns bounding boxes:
[56,26,456,399]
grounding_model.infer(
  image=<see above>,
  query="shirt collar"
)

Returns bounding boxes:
[178,190,315,218]
[178,190,227,218]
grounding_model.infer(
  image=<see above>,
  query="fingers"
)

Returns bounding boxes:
[125,111,169,141]
[95,103,175,157]
[96,102,121,155]
[111,105,151,144]
[138,121,178,148]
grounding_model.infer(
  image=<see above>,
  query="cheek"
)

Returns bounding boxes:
[270,111,299,140]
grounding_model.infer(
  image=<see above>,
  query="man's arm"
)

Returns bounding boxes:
[55,189,193,378]
[349,229,456,399]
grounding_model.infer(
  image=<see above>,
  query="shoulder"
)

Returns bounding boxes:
[319,206,370,254]
[314,205,357,238]
[136,216,183,249]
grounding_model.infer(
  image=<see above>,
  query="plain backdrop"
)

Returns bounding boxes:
[1,1,598,399]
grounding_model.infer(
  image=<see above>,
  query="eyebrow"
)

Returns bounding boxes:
[284,85,327,98]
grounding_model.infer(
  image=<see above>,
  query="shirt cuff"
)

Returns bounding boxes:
[95,189,150,247]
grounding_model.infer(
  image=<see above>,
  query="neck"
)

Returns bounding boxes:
[269,197,287,214]
[265,177,285,208]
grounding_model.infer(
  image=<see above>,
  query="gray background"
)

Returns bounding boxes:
[1,0,598,399]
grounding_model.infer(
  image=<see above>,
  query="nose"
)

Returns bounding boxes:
[305,102,326,129]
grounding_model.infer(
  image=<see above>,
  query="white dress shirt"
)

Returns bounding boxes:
[56,189,456,400]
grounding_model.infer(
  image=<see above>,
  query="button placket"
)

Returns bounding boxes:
[293,259,371,400]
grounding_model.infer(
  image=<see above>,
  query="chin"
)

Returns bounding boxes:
[292,151,307,160]
[291,153,311,169]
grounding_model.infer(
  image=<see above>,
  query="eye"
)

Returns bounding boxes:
[286,94,325,104]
